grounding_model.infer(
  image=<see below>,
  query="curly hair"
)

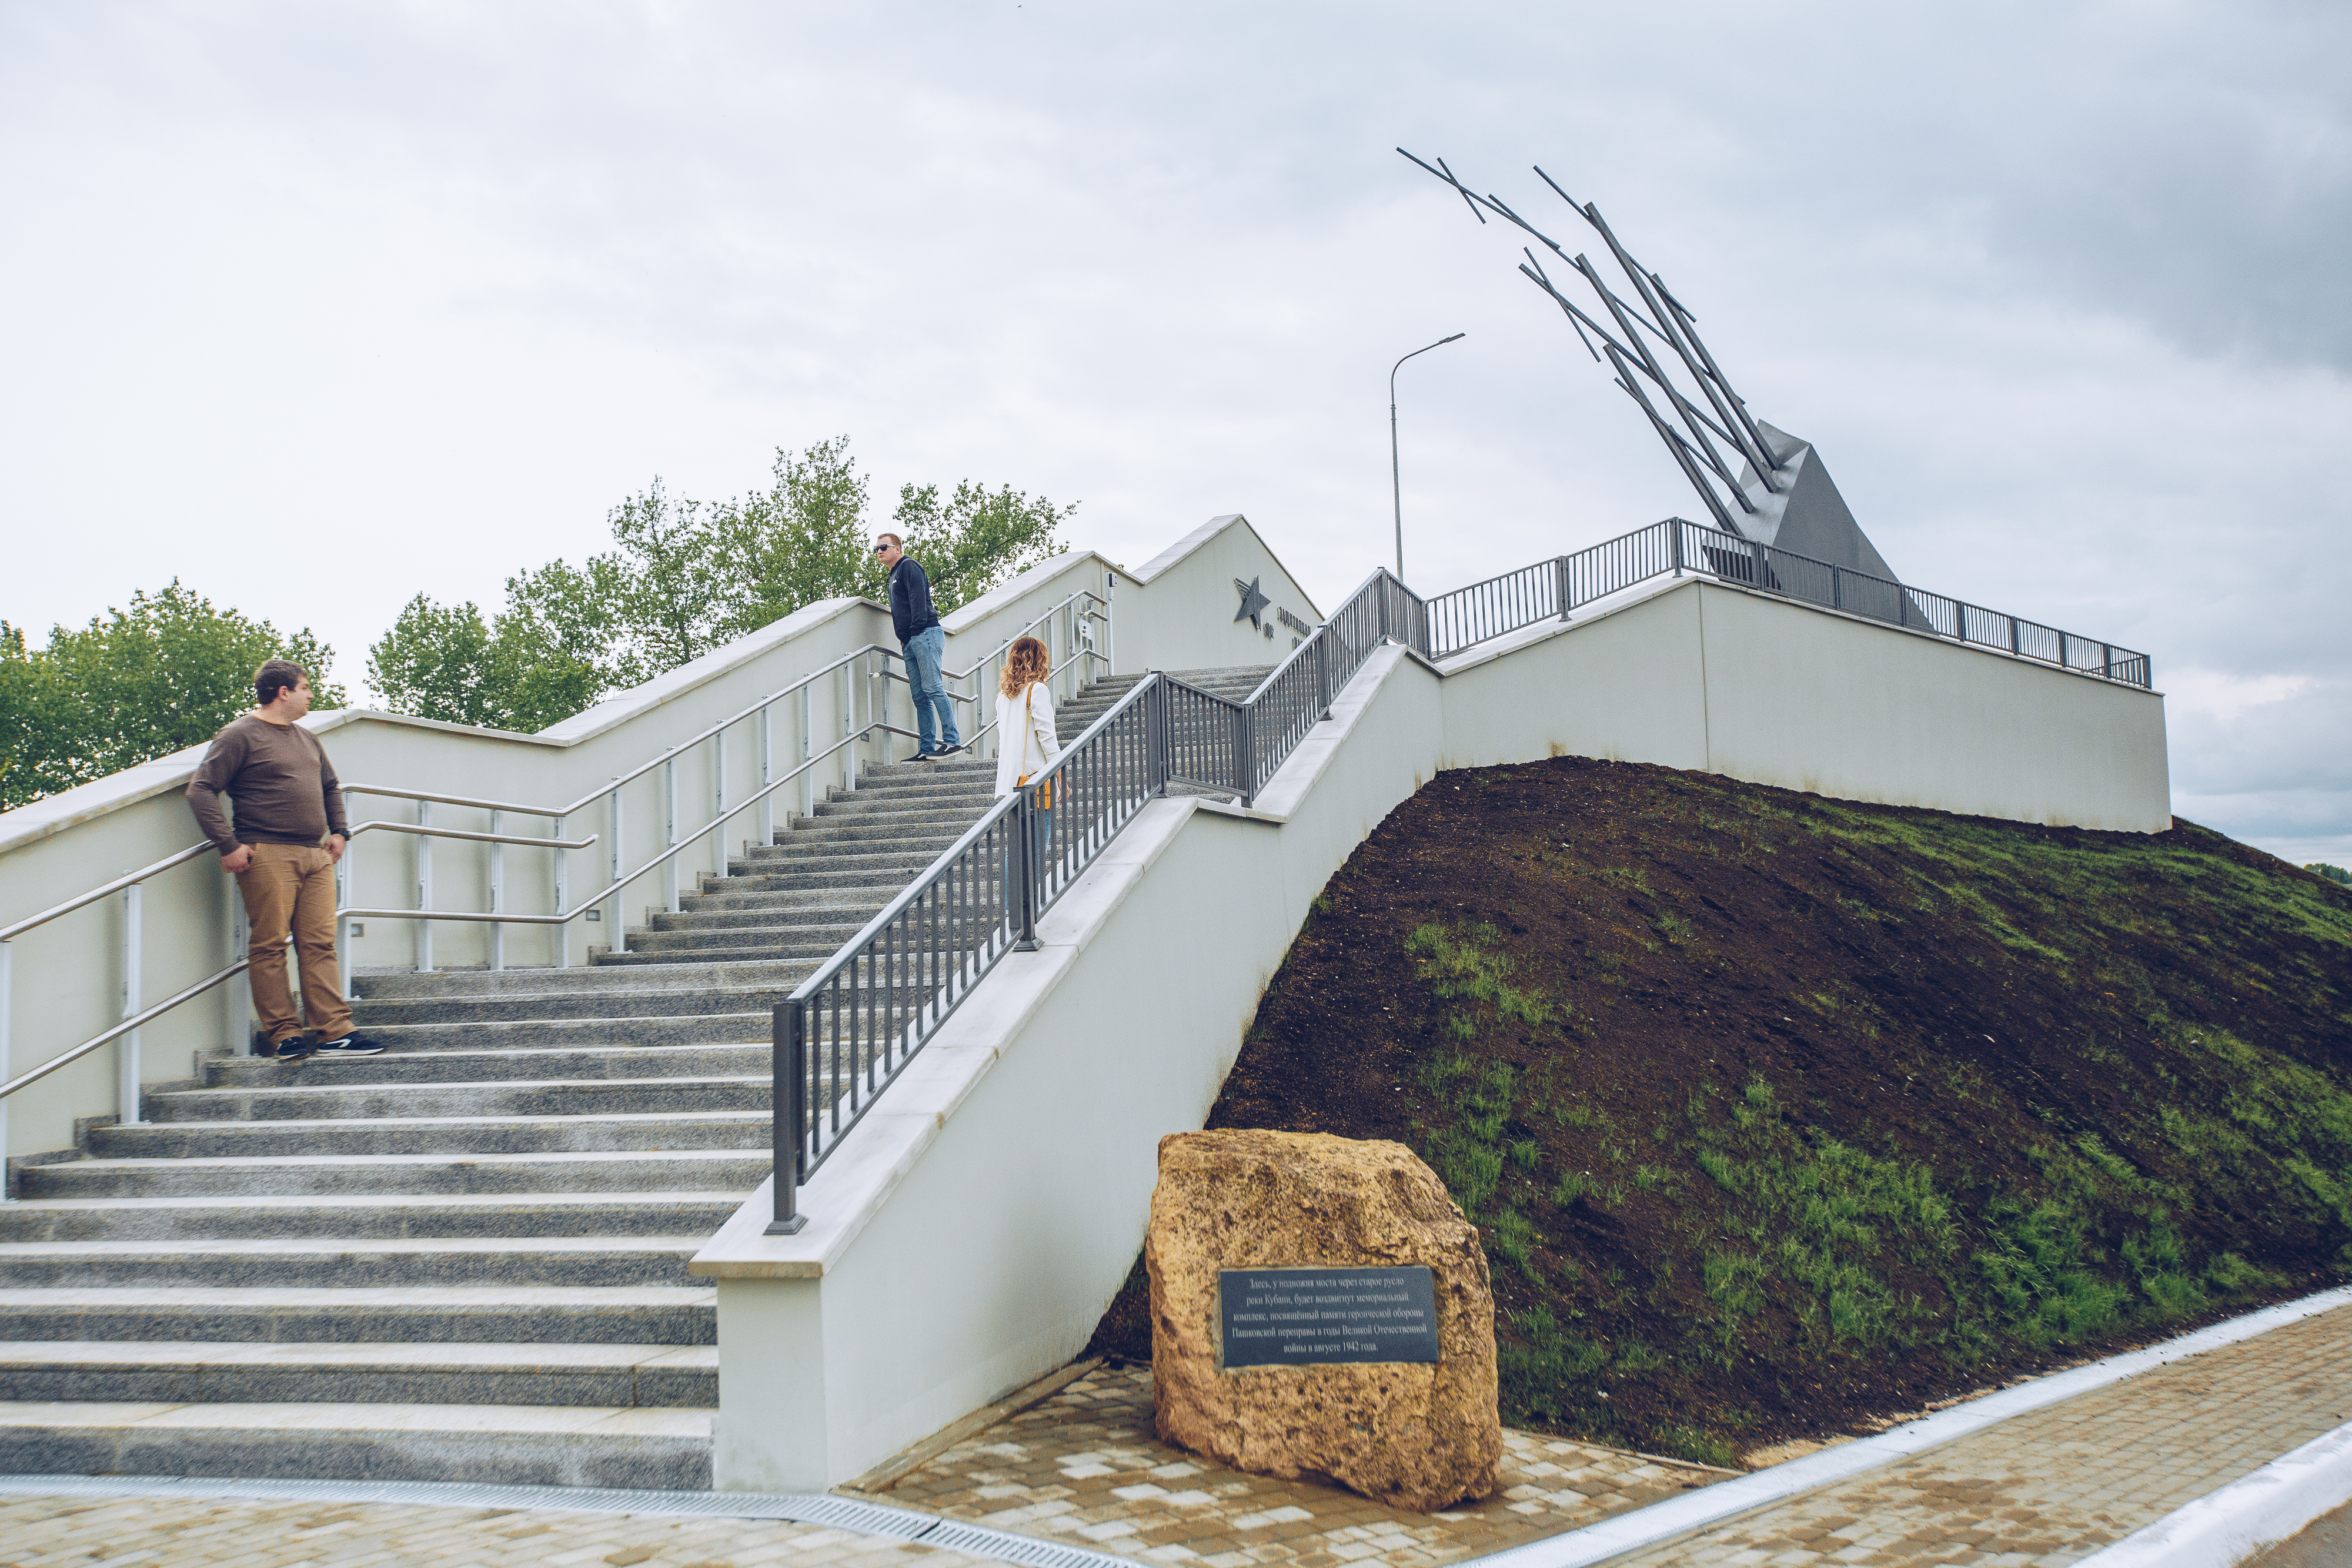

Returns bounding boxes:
[999,636,1050,698]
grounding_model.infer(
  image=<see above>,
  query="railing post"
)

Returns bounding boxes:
[489,808,505,972]
[1235,703,1255,803]
[2059,630,2071,670]
[609,782,627,955]
[800,685,814,820]
[759,703,774,848]
[663,754,679,914]
[553,814,569,968]
[1555,555,1573,621]
[1669,517,1685,577]
[416,800,434,973]
[228,873,252,1052]
[1830,564,1842,612]
[335,839,351,989]
[0,939,11,1200]
[1013,793,1041,954]
[2009,616,2021,656]
[2102,641,2113,679]
[1750,537,1766,589]
[1314,631,1331,720]
[1147,675,1168,794]
[766,1001,807,1235]
[715,726,730,865]
[119,881,142,1125]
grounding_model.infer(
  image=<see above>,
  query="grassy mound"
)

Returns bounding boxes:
[1088,757,2352,1465]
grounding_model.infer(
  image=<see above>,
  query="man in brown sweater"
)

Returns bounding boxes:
[187,659,379,1061]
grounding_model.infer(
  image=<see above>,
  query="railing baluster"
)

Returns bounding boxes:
[489,808,505,972]
[119,881,142,1125]
[417,800,433,973]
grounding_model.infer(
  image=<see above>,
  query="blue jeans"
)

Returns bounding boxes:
[903,625,960,754]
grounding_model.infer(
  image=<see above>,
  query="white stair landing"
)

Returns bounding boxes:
[0,1399,714,1488]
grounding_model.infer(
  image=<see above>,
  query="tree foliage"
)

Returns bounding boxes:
[1,582,345,811]
[368,436,1072,732]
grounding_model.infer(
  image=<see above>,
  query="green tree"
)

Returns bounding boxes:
[369,436,1075,731]
[1,582,343,811]
[367,587,606,734]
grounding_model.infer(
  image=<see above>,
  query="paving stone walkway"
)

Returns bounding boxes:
[873,1363,1736,1566]
[1611,1300,2352,1566]
[0,1493,1014,1568]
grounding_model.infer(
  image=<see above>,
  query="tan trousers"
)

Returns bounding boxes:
[235,842,352,1047]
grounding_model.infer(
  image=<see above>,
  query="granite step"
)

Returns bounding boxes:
[0,1193,745,1243]
[0,1285,716,1345]
[0,1340,717,1409]
[0,1236,710,1289]
[143,1076,770,1124]
[20,1151,771,1201]
[0,1400,713,1488]
[205,1043,770,1088]
[85,1111,773,1161]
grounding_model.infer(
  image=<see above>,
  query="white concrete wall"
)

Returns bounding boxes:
[1436,577,2171,831]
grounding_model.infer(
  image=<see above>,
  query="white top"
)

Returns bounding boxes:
[993,682,1061,797]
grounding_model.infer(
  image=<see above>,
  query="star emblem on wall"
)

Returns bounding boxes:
[1234,576,1271,630]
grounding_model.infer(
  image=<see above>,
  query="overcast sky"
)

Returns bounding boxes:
[3,1,2346,866]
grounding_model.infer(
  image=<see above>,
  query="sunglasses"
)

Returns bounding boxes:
[873,544,891,555]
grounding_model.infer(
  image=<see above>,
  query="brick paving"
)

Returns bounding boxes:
[1611,1300,2352,1566]
[876,1363,1736,1566]
[0,1493,1017,1568]
[4,1305,2347,1567]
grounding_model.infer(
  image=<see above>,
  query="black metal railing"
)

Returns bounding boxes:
[766,526,2150,1229]
[1422,517,2153,687]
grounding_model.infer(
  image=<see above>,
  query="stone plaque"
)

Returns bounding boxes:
[1218,1266,1440,1369]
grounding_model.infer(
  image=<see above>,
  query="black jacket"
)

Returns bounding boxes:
[888,556,941,644]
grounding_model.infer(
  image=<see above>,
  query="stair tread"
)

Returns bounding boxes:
[0,1340,717,1369]
[2,1192,748,1213]
[0,1399,713,1436]
[0,1285,711,1306]
[41,1151,760,1173]
[1,1237,714,1257]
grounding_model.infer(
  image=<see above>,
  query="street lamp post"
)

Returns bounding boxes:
[1390,332,1465,583]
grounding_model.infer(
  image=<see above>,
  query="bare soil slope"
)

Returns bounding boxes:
[1089,757,2352,1465]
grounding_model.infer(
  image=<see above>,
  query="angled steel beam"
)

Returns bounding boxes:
[1606,345,1742,533]
[1571,253,1755,510]
[1536,168,1780,485]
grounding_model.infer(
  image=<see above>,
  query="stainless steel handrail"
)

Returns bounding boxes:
[0,842,219,944]
[0,957,254,1103]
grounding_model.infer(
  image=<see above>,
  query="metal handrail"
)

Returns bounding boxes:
[342,640,906,820]
[342,716,881,931]
[0,957,253,1103]
[0,842,218,944]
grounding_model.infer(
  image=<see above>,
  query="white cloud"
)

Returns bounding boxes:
[1,0,2346,864]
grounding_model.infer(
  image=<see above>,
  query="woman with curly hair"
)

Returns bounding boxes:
[994,635,1060,901]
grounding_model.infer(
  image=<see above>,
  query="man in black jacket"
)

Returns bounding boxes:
[876,533,962,760]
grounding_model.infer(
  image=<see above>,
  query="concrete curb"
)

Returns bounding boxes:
[1458,1283,2352,1568]
[2073,1419,2352,1568]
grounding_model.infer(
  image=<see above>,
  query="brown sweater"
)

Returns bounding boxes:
[186,714,349,854]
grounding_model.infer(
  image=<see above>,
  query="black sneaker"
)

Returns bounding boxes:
[905,750,938,763]
[310,1034,384,1058]
[271,1036,317,1062]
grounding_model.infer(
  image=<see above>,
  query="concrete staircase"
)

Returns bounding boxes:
[0,665,1269,1486]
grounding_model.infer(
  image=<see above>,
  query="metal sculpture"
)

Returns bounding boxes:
[1398,150,1905,591]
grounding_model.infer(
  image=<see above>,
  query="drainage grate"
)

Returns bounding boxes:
[0,1473,1137,1568]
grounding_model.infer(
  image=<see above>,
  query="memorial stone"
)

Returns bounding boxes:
[1147,1129,1502,1511]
